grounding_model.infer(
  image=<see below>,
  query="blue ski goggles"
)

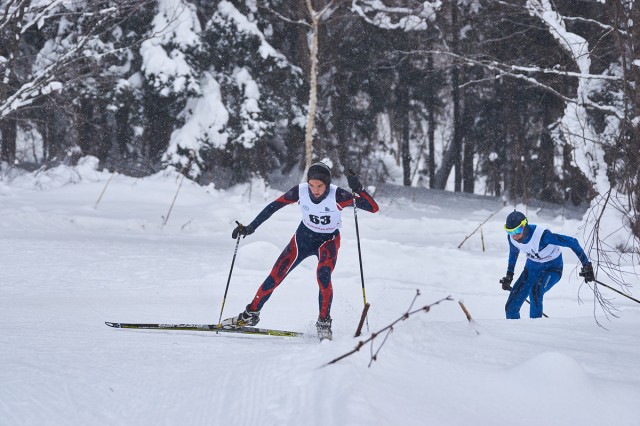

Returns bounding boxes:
[504,218,527,236]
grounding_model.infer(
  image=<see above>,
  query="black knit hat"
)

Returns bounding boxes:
[505,210,527,229]
[307,162,331,186]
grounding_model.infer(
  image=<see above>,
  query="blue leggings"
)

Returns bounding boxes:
[505,256,563,319]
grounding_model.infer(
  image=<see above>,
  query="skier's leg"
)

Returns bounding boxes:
[529,265,562,318]
[247,233,306,311]
[542,257,563,294]
[505,268,532,319]
[542,269,563,293]
[316,234,341,320]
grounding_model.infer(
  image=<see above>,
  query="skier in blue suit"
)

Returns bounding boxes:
[499,210,594,319]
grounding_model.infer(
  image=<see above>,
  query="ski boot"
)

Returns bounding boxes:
[221,307,260,328]
[316,316,333,341]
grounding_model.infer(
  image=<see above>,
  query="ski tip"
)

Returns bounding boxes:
[105,322,120,328]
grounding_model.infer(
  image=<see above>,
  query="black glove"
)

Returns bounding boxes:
[232,221,254,239]
[346,169,363,193]
[579,263,595,282]
[500,272,514,291]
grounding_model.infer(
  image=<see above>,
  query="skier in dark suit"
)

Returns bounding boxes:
[223,162,378,339]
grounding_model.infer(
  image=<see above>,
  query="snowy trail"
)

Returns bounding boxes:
[2,167,640,426]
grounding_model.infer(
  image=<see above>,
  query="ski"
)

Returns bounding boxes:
[105,321,303,337]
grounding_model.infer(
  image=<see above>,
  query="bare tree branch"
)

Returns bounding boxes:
[322,292,453,368]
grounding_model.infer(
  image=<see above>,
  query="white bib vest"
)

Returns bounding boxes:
[299,183,342,233]
[510,225,561,263]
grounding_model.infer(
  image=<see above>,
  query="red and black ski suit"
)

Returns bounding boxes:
[245,183,378,321]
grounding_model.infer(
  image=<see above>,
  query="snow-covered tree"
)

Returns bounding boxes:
[348,0,638,273]
[0,0,153,164]
[138,0,203,175]
[169,0,304,184]
[520,0,639,281]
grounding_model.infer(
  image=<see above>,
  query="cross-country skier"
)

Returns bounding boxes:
[222,162,379,340]
[499,210,594,319]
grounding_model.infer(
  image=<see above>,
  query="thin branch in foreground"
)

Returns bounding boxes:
[578,187,639,327]
[354,302,370,337]
[458,301,480,335]
[94,171,116,210]
[161,173,185,228]
[323,292,453,368]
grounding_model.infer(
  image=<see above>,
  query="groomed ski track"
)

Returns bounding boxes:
[1,168,639,426]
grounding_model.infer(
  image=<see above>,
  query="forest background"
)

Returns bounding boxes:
[1,0,639,267]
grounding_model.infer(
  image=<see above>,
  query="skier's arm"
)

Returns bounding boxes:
[248,186,299,230]
[540,230,590,266]
[336,187,379,212]
[507,237,520,274]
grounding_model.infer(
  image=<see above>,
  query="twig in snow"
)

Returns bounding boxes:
[458,300,480,335]
[161,174,185,228]
[94,171,116,209]
[457,203,506,249]
[323,291,453,368]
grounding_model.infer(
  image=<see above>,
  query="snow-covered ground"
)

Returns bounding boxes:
[1,159,639,426]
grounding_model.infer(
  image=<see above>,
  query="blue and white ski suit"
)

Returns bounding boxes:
[505,224,589,319]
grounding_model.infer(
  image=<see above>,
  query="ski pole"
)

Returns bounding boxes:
[593,279,640,304]
[352,188,370,332]
[217,227,242,325]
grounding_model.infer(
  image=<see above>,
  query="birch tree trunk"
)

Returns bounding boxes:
[304,0,321,171]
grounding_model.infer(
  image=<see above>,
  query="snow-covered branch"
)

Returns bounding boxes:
[392,48,625,119]
[526,0,609,195]
[351,0,441,31]
[0,1,154,119]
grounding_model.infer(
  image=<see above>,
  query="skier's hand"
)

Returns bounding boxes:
[579,263,595,282]
[500,272,514,291]
[232,221,254,239]
[346,169,363,193]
